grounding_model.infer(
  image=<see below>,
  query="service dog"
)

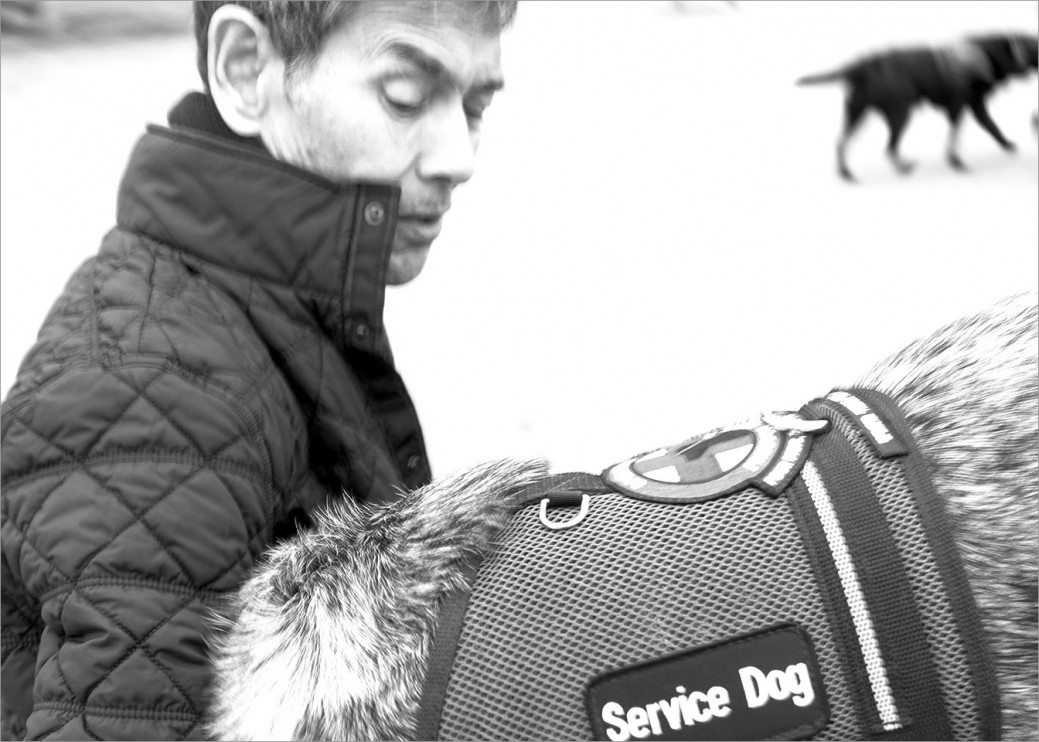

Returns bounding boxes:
[207,292,1037,741]
[797,33,1039,180]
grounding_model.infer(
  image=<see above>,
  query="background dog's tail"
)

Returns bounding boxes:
[796,67,848,85]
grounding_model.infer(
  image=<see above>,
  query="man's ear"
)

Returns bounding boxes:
[207,4,283,137]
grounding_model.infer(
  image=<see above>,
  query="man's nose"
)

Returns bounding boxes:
[416,104,477,186]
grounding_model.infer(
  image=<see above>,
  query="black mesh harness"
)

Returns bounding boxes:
[416,389,999,740]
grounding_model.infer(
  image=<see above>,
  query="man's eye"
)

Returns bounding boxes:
[383,79,427,114]
[464,98,493,126]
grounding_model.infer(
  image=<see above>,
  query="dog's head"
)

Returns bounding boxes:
[968,32,1039,79]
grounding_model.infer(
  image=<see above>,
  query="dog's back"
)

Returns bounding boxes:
[857,291,1038,739]
[802,42,997,104]
[208,293,1038,741]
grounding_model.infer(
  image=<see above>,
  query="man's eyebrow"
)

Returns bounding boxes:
[378,40,505,94]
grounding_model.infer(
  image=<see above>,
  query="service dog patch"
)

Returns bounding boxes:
[585,624,829,741]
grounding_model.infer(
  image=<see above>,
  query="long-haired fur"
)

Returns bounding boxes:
[855,291,1038,740]
[206,459,548,741]
[209,293,1037,741]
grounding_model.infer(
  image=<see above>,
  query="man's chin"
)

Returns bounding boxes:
[386,247,430,286]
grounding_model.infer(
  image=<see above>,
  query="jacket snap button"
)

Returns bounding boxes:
[354,322,370,339]
[364,201,385,226]
[406,454,421,471]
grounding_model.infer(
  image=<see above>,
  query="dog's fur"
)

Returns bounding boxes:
[207,292,1038,741]
[797,33,1039,180]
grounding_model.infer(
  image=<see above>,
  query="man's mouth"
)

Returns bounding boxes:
[396,212,445,245]
[400,205,448,222]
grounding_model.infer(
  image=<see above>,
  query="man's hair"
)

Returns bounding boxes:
[193,1,518,93]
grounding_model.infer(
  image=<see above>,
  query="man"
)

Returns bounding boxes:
[0,1,514,738]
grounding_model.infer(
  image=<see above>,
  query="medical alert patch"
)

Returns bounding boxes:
[602,412,818,504]
[585,624,828,741]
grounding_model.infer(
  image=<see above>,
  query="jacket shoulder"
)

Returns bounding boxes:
[11,229,278,394]
[6,228,308,477]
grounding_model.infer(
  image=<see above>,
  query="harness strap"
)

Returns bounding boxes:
[413,560,479,742]
[792,395,950,738]
[851,389,1000,740]
[413,472,613,740]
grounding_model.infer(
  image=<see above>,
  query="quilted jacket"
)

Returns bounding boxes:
[0,93,432,740]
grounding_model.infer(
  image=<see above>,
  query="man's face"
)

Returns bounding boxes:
[258,2,505,285]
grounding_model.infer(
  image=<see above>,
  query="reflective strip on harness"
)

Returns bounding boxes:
[801,461,902,732]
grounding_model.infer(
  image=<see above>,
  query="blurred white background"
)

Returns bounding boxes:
[3,1,1037,475]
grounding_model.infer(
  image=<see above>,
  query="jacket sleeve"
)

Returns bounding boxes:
[1,364,279,740]
[1,550,40,741]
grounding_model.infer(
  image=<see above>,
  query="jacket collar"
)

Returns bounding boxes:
[116,93,401,356]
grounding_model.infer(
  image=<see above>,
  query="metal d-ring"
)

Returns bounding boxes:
[539,494,590,530]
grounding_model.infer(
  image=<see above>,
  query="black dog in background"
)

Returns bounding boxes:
[798,33,1038,180]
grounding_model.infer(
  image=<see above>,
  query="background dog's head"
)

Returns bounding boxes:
[968,32,1039,80]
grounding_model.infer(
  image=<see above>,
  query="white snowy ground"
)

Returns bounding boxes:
[2,1,1037,476]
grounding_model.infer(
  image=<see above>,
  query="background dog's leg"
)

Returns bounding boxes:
[945,105,967,171]
[882,105,915,175]
[838,94,868,181]
[969,96,1016,152]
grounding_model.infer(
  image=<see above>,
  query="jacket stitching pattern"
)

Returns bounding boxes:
[90,295,256,359]
[77,590,201,715]
[120,227,351,300]
[9,354,282,537]
[7,480,76,583]
[81,369,166,457]
[79,462,267,591]
[89,255,102,366]
[75,464,210,583]
[1,629,39,657]
[5,404,207,586]
[136,388,248,460]
[115,235,235,370]
[4,453,268,497]
[30,592,206,738]
[33,701,202,721]
[136,252,158,352]
[39,577,230,604]
[5,380,270,590]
